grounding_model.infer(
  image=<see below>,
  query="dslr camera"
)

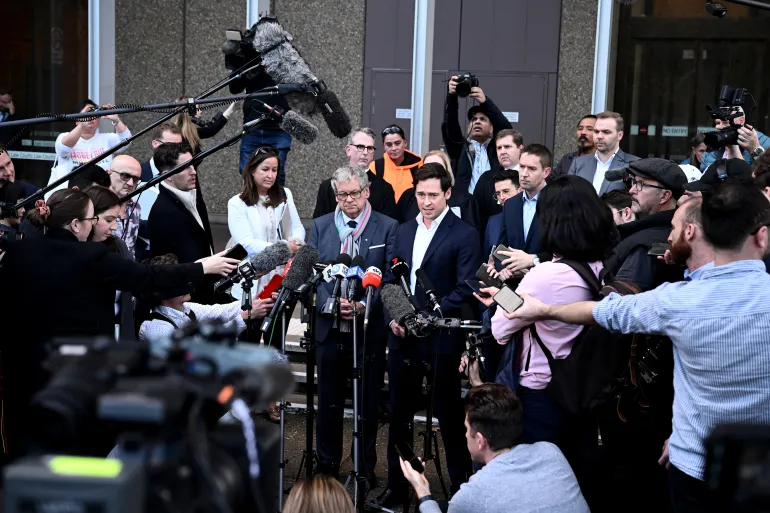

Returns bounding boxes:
[705,85,750,150]
[455,73,479,98]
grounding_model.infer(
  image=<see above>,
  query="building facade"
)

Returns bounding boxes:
[3,0,769,219]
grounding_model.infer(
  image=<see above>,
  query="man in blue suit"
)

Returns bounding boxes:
[497,144,554,274]
[308,166,398,487]
[376,163,481,507]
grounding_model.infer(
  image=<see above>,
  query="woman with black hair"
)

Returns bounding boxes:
[0,188,239,459]
[476,175,616,449]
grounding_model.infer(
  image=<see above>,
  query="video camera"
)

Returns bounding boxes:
[705,85,754,150]
[455,73,479,98]
[3,320,292,513]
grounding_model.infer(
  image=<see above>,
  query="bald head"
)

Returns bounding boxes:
[108,155,142,195]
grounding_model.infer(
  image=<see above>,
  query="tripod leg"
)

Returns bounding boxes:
[432,430,449,499]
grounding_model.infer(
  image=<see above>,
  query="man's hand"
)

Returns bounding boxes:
[390,321,406,338]
[288,240,303,254]
[339,298,363,320]
[657,250,676,266]
[223,102,237,119]
[102,104,120,122]
[473,286,498,308]
[7,101,15,116]
[459,354,483,387]
[502,293,548,322]
[399,457,431,499]
[198,251,240,276]
[738,125,760,153]
[500,249,536,273]
[468,87,487,104]
[658,438,671,469]
[448,75,459,96]
[243,297,275,319]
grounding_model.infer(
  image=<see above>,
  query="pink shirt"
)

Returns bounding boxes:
[491,260,602,390]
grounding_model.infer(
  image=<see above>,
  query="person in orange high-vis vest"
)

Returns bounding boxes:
[369,125,422,202]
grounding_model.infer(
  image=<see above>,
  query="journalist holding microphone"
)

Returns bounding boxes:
[307,165,398,484]
[0,188,239,460]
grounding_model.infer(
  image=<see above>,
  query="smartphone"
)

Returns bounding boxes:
[465,279,491,298]
[476,264,503,288]
[492,244,512,262]
[395,442,424,474]
[493,286,524,314]
[648,242,669,257]
[225,244,248,262]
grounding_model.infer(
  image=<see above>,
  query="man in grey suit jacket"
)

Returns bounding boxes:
[568,111,640,195]
[308,165,398,486]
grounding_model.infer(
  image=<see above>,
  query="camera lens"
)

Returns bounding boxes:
[704,129,738,151]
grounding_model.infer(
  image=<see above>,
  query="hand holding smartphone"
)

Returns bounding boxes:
[395,442,425,473]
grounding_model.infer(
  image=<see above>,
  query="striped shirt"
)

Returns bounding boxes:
[593,259,770,481]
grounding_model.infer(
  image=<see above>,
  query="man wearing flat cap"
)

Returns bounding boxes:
[604,158,688,291]
[441,76,512,195]
[683,158,753,194]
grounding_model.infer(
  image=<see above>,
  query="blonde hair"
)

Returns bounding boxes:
[171,96,202,154]
[423,149,455,186]
[283,475,354,513]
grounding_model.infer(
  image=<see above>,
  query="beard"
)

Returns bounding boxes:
[578,136,593,151]
[669,231,692,266]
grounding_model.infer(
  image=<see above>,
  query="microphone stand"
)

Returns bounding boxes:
[12,57,264,209]
[240,275,254,342]
[344,299,366,511]
[278,310,289,512]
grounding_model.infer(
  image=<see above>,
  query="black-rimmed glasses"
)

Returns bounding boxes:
[335,188,365,200]
[111,171,141,184]
[350,144,376,154]
[631,178,667,192]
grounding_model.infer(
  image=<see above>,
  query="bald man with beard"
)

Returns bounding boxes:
[107,154,143,259]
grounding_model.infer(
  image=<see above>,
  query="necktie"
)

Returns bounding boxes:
[346,220,357,256]
[684,276,692,282]
[347,220,358,228]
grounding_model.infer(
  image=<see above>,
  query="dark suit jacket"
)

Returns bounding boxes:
[484,213,504,258]
[313,171,398,220]
[383,210,481,355]
[140,160,153,183]
[196,112,228,140]
[497,192,546,258]
[149,184,216,303]
[567,149,640,195]
[552,150,580,179]
[308,210,399,343]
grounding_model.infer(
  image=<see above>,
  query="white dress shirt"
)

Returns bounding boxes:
[410,206,450,294]
[592,150,618,193]
[138,301,247,341]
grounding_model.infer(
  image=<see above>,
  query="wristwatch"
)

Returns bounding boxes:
[752,146,765,159]
[532,256,541,267]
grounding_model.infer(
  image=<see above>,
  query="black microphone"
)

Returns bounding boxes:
[345,255,366,302]
[416,268,443,316]
[244,104,318,144]
[310,80,353,139]
[261,83,309,94]
[390,256,418,307]
[214,241,292,294]
[380,284,420,336]
[329,253,352,307]
[260,245,319,333]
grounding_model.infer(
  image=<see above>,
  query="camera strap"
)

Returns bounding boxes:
[149,309,198,329]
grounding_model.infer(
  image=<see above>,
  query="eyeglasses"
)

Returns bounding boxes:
[630,178,667,192]
[382,126,404,137]
[350,144,376,154]
[80,216,99,224]
[335,188,365,200]
[112,171,141,184]
[492,190,515,202]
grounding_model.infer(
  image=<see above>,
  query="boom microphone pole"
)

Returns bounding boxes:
[9,56,264,208]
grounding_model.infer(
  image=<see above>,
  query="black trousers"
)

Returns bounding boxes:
[315,330,386,476]
[669,466,717,513]
[386,342,471,494]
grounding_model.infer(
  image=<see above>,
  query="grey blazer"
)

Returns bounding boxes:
[567,149,640,195]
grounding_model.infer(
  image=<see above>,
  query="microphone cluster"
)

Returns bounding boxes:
[214,241,293,294]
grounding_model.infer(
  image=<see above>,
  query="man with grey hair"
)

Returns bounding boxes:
[308,164,399,487]
[313,127,398,219]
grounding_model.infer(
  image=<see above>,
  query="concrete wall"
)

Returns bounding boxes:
[553,0,598,164]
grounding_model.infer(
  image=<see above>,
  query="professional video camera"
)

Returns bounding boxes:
[455,73,479,98]
[3,320,293,513]
[705,85,756,150]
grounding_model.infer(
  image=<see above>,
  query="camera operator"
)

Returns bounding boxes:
[226,23,293,183]
[377,163,480,507]
[400,384,589,513]
[0,188,238,459]
[701,107,768,172]
[504,180,770,513]
[442,75,512,195]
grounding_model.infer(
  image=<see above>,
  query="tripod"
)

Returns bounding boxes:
[415,360,450,498]
[294,286,320,482]
[343,302,367,511]
[277,310,289,512]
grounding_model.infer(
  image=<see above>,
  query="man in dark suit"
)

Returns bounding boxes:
[552,114,596,178]
[497,144,553,274]
[568,111,640,195]
[148,141,217,304]
[483,168,519,257]
[377,163,480,507]
[313,127,398,220]
[308,165,398,487]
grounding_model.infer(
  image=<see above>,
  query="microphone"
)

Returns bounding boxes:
[416,268,443,316]
[251,18,351,139]
[214,241,292,294]
[261,83,309,94]
[390,257,417,305]
[345,255,366,302]
[380,284,420,336]
[362,266,382,331]
[260,245,320,333]
[244,105,318,144]
[323,254,352,325]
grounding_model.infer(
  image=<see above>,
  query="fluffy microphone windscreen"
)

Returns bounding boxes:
[315,89,352,139]
[381,284,415,324]
[281,110,319,145]
[283,244,320,290]
[250,241,293,273]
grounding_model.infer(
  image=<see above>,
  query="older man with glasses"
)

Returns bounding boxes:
[106,154,143,259]
[313,126,398,219]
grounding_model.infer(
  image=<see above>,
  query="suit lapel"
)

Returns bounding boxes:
[508,194,525,250]
[421,210,454,268]
[358,214,379,257]
[400,219,419,268]
[585,157,598,183]
[599,150,628,195]
[161,186,206,237]
[524,208,537,249]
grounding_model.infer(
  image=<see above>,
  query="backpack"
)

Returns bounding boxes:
[528,260,640,417]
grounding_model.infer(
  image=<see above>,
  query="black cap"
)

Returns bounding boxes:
[683,158,753,192]
[467,104,488,121]
[606,158,688,198]
[151,283,195,301]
